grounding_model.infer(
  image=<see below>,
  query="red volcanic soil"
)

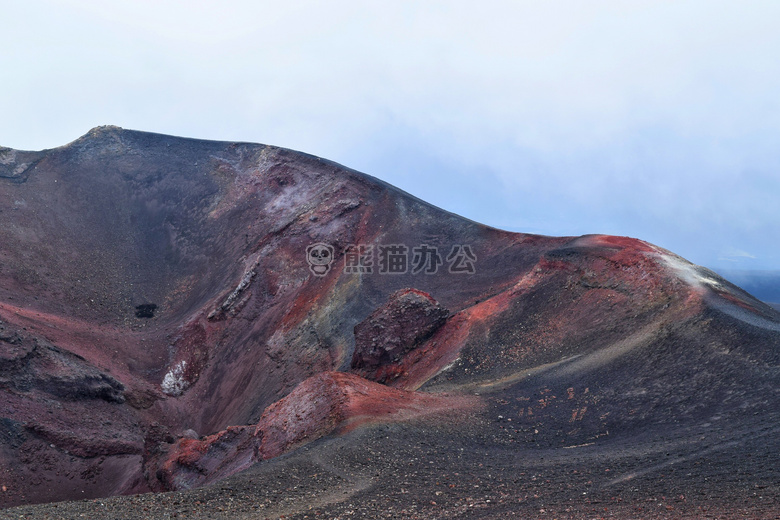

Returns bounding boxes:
[0,127,779,518]
[149,371,477,492]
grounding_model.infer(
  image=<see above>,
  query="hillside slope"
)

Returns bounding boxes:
[0,128,778,517]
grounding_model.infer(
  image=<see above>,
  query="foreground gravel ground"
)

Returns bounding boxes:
[3,405,778,520]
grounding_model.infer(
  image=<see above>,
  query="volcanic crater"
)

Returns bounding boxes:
[0,127,778,518]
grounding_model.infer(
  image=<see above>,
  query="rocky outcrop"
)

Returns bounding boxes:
[351,289,449,383]
[148,371,477,491]
[0,321,124,403]
[0,147,43,182]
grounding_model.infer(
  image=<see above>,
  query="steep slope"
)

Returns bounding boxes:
[0,128,778,517]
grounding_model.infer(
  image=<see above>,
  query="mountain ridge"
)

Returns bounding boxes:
[0,128,777,517]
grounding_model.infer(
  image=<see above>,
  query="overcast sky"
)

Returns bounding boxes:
[2,1,779,271]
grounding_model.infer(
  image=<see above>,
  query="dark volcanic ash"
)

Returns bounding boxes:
[0,127,778,518]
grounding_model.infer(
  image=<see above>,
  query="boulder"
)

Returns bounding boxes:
[351,288,449,381]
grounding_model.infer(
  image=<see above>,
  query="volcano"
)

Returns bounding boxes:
[0,127,778,519]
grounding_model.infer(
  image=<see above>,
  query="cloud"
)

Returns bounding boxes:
[1,1,780,269]
[718,247,757,263]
